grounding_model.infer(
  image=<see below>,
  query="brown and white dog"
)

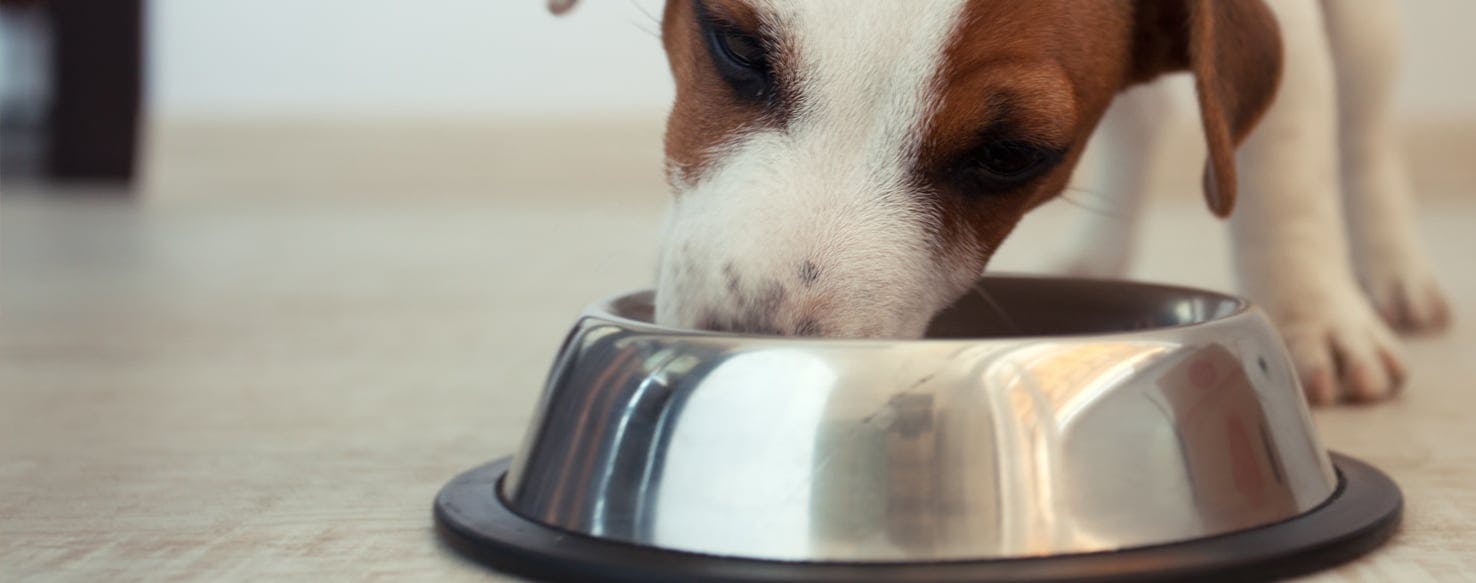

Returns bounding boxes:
[551,0,1449,405]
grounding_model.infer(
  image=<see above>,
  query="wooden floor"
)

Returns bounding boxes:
[2,154,1473,580]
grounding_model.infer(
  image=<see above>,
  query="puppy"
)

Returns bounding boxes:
[551,0,1449,405]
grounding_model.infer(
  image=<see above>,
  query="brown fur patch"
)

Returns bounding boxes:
[1122,0,1282,216]
[915,0,1136,271]
[911,0,1280,271]
[1185,0,1283,216]
[661,0,786,188]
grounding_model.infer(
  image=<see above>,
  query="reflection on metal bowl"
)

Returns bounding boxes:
[436,276,1400,582]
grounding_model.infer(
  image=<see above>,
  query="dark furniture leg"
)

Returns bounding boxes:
[45,0,143,183]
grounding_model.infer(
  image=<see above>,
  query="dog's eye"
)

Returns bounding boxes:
[713,28,765,69]
[978,142,1046,177]
[959,140,1061,194]
[699,13,773,103]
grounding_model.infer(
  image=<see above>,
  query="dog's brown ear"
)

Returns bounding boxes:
[548,0,577,15]
[1130,0,1282,217]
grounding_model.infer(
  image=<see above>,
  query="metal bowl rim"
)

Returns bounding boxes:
[583,273,1253,344]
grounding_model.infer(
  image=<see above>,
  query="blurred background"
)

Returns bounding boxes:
[1,0,675,198]
[2,2,1475,579]
[6,0,1470,308]
[2,0,1473,199]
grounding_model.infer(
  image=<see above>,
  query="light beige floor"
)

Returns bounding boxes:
[2,153,1474,579]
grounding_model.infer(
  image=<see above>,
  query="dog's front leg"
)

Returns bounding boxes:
[1322,0,1451,332]
[1232,0,1405,404]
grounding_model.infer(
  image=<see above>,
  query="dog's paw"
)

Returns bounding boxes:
[1355,251,1451,334]
[1273,297,1408,405]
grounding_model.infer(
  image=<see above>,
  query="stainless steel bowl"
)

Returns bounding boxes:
[436,276,1401,582]
[501,276,1335,561]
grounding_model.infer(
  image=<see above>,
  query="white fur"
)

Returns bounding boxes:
[650,0,1446,401]
[655,0,971,336]
[1230,0,1404,404]
[1321,0,1449,332]
[1062,0,1448,403]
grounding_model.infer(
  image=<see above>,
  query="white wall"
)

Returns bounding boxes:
[147,0,1475,120]
[149,0,671,118]
[1396,0,1476,119]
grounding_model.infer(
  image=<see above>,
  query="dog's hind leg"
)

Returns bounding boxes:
[1321,0,1451,333]
[1050,81,1178,278]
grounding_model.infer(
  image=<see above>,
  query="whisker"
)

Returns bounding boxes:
[629,21,661,39]
[625,0,662,39]
[629,0,662,37]
[1058,186,1133,220]
[971,280,1022,335]
[629,0,660,24]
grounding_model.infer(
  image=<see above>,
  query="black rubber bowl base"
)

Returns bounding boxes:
[434,453,1400,582]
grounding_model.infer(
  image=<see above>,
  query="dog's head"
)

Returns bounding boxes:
[556,0,1281,337]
